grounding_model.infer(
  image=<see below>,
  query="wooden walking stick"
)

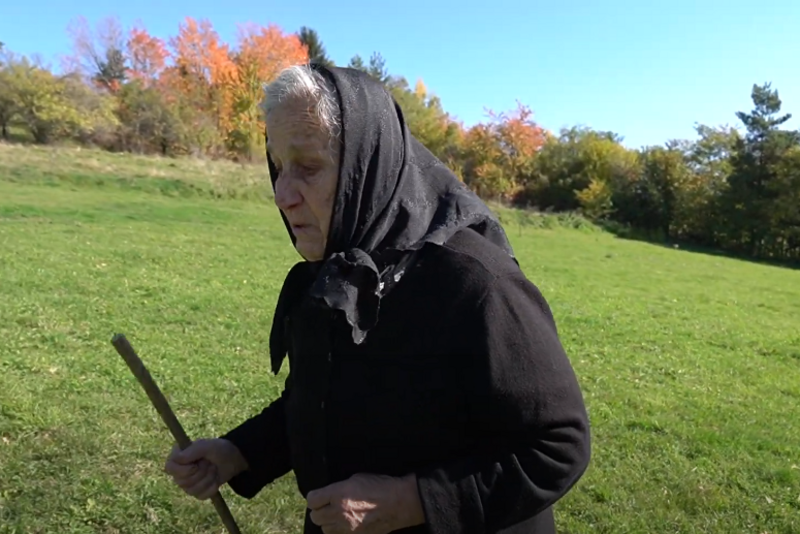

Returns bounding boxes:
[111,333,242,534]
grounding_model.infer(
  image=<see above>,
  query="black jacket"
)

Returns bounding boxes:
[222,228,591,533]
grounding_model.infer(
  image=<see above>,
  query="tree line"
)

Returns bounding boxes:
[1,17,798,263]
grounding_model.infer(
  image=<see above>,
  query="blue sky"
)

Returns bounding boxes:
[2,0,799,149]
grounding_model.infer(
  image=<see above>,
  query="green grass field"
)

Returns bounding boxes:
[1,142,799,534]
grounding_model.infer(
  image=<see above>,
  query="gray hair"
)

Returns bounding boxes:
[260,64,342,142]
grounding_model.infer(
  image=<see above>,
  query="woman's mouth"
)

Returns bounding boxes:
[292,224,311,234]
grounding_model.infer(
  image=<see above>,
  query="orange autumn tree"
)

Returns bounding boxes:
[228,22,308,159]
[112,26,174,154]
[164,16,237,156]
[462,101,546,201]
[126,25,168,87]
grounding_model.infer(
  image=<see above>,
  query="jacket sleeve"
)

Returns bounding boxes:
[219,372,293,499]
[415,272,591,533]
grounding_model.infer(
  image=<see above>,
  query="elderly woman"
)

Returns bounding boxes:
[165,64,591,534]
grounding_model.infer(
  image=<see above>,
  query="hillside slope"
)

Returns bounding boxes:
[1,143,798,533]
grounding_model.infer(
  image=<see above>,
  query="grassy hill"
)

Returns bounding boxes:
[1,142,799,534]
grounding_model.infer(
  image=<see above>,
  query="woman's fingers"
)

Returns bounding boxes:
[162,440,226,500]
[164,443,196,478]
[194,472,222,501]
[167,456,218,498]
[165,458,198,479]
[175,459,212,489]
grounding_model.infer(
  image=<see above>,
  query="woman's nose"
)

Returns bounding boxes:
[274,175,302,211]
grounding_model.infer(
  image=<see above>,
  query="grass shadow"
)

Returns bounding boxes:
[596,219,800,272]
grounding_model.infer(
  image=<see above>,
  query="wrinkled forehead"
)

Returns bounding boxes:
[265,100,333,155]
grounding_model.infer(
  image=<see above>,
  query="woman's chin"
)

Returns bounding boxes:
[294,241,324,262]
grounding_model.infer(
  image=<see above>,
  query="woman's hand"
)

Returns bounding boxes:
[164,438,249,500]
[306,473,425,534]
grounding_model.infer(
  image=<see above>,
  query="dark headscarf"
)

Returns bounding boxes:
[268,64,514,375]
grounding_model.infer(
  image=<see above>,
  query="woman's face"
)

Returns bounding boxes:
[267,98,340,262]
